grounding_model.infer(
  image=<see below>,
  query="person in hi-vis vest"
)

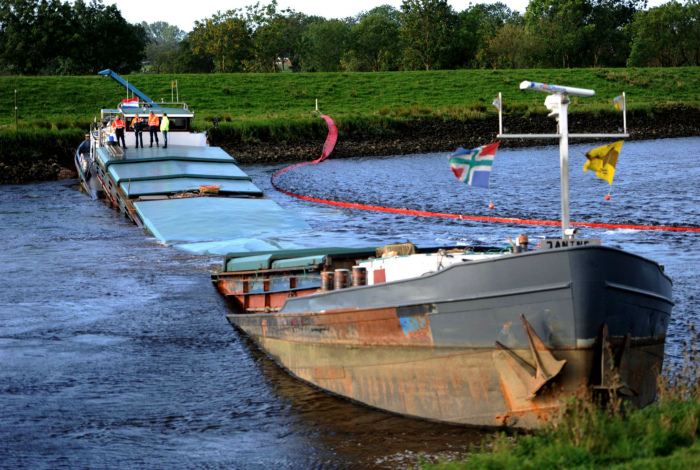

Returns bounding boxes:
[148,111,160,147]
[113,115,126,148]
[160,113,170,149]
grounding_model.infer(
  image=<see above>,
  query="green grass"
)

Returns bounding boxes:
[207,114,403,144]
[1,68,699,130]
[422,399,700,470]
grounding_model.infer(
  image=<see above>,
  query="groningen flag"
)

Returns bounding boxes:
[448,142,500,187]
[583,141,623,185]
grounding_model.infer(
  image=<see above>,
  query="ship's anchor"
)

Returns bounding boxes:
[495,315,567,399]
[595,325,637,397]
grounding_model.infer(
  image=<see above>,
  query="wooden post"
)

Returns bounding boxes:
[14,89,18,130]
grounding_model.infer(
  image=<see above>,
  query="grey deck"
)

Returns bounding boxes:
[133,197,310,244]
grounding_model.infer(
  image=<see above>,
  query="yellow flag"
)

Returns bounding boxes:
[583,141,623,185]
[613,95,625,111]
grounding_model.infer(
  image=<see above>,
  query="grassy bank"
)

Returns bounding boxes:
[1,68,699,130]
[421,348,700,470]
[1,68,698,182]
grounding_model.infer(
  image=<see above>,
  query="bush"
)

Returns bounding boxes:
[0,128,85,184]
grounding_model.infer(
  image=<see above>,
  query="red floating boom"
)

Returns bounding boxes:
[271,122,699,233]
[271,115,337,180]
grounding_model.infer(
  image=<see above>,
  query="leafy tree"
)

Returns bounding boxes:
[525,0,596,67]
[299,19,350,72]
[485,23,538,68]
[190,10,252,73]
[450,2,521,69]
[142,21,185,72]
[142,21,185,48]
[628,0,700,66]
[343,5,401,71]
[244,1,307,73]
[0,0,145,75]
[174,36,215,73]
[524,0,646,67]
[0,0,72,74]
[280,12,319,72]
[61,0,146,75]
[400,0,456,71]
[245,1,284,72]
[586,0,646,67]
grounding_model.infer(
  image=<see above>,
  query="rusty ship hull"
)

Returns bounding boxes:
[217,245,672,428]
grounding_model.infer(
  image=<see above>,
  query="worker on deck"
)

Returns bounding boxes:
[78,134,90,154]
[160,113,170,149]
[131,114,144,148]
[148,111,160,148]
[113,115,127,149]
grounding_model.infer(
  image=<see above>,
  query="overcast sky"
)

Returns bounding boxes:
[105,0,670,33]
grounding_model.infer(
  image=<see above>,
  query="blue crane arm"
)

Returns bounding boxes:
[98,69,160,108]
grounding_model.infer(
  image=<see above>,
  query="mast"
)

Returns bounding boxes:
[558,95,570,237]
[497,81,629,239]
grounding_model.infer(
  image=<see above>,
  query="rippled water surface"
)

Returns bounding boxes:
[1,137,698,469]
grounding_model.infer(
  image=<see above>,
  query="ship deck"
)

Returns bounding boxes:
[92,143,309,251]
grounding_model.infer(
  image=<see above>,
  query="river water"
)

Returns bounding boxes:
[1,137,698,469]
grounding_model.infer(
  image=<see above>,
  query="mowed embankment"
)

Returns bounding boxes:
[1,68,698,183]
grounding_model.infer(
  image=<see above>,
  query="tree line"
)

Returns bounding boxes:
[1,0,699,76]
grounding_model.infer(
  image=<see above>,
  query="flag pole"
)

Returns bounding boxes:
[622,92,627,134]
[558,93,571,239]
[498,92,503,136]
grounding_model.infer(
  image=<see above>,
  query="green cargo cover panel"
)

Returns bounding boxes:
[174,238,301,256]
[120,178,262,197]
[133,197,310,244]
[108,160,250,183]
[96,145,235,168]
[271,255,327,270]
[226,254,274,272]
[224,246,377,264]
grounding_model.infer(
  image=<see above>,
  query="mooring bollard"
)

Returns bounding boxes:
[320,271,334,291]
[334,269,349,290]
[352,266,367,287]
